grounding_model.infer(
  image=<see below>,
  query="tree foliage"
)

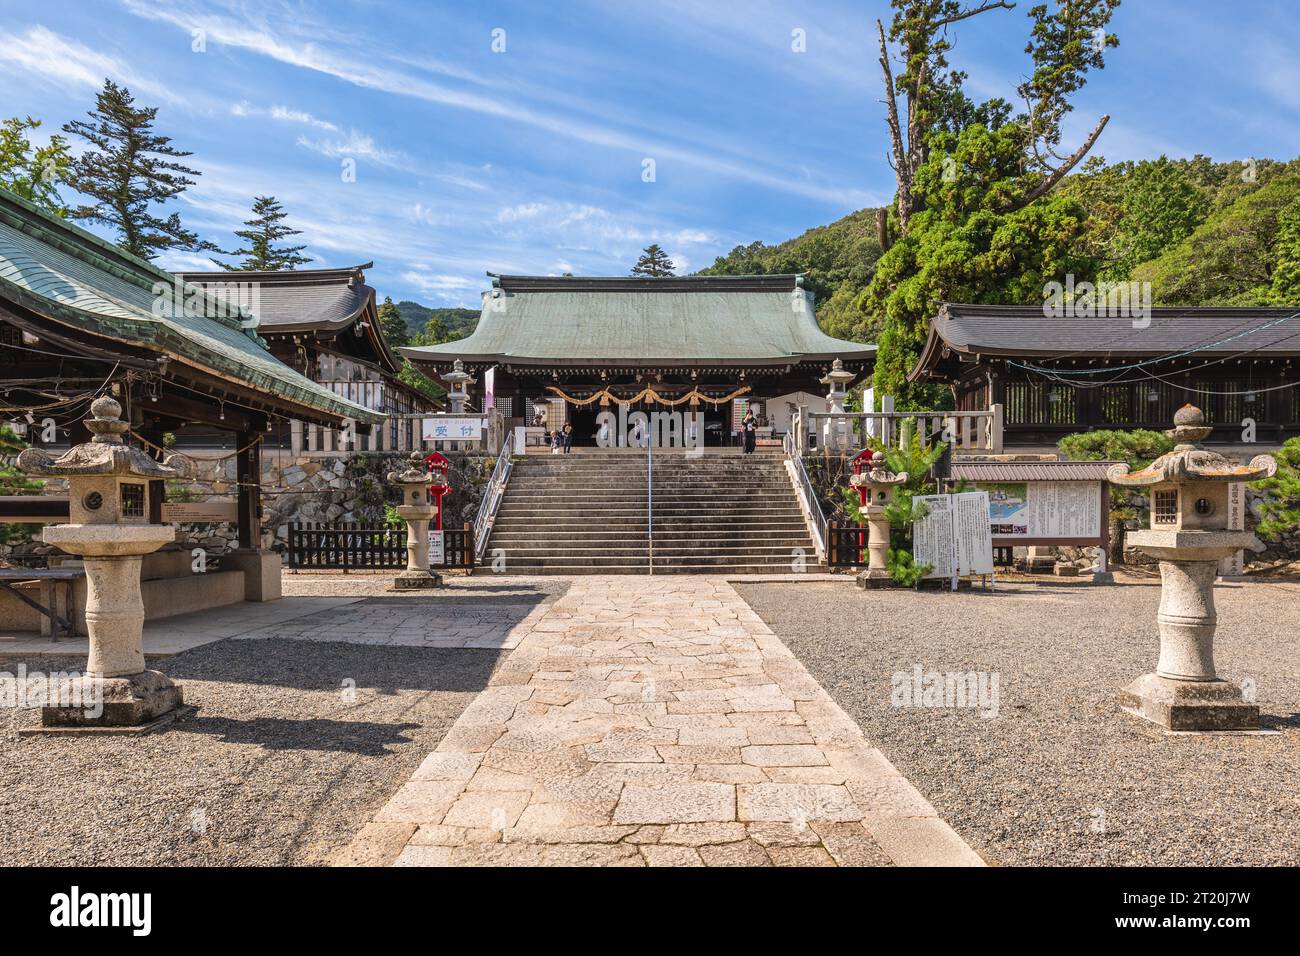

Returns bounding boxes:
[62,80,211,260]
[0,116,71,215]
[377,296,409,350]
[865,0,1120,408]
[211,195,310,271]
[1253,437,1300,544]
[630,243,676,277]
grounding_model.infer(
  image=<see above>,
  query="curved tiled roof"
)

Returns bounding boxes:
[176,264,399,373]
[0,188,382,424]
[402,273,876,368]
[911,302,1300,381]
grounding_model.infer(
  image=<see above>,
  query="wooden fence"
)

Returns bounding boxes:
[287,522,474,571]
[826,522,868,569]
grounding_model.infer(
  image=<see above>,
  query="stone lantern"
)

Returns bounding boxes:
[1107,405,1276,731]
[850,452,909,587]
[442,358,475,415]
[18,396,192,728]
[820,358,856,451]
[387,452,442,590]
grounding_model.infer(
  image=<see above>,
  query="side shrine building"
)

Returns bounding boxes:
[401,274,876,446]
[910,303,1300,449]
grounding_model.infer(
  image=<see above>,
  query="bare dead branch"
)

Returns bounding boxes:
[934,1,1016,29]
[1018,114,1110,207]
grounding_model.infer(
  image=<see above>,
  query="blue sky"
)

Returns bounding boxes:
[3,0,1298,308]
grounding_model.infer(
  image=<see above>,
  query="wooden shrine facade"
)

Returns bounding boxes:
[910,303,1300,447]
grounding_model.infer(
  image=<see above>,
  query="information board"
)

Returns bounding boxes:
[428,530,445,566]
[160,499,239,523]
[979,481,1102,539]
[913,492,993,585]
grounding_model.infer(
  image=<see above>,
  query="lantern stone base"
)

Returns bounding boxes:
[1118,672,1259,731]
[40,669,186,729]
[393,569,443,590]
[856,569,898,589]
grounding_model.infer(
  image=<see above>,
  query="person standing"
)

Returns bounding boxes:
[742,408,757,455]
[562,421,573,453]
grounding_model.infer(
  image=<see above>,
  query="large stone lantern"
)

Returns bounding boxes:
[442,358,475,414]
[1107,405,1276,730]
[18,396,192,728]
[387,453,442,590]
[851,452,909,588]
[820,358,856,451]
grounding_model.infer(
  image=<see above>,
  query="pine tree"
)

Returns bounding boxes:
[631,244,676,277]
[211,195,311,271]
[377,296,409,349]
[62,79,212,260]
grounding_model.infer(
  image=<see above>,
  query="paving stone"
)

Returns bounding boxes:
[741,745,829,767]
[349,576,979,868]
[659,822,748,846]
[441,791,531,829]
[766,846,836,867]
[698,840,772,867]
[641,845,705,867]
[612,784,736,825]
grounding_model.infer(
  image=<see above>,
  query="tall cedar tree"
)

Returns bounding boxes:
[212,195,311,271]
[867,0,1120,407]
[63,80,212,260]
[377,296,410,349]
[631,244,676,277]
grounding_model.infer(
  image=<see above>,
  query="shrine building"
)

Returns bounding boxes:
[401,273,876,447]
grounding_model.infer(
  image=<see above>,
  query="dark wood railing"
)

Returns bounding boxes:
[287,522,474,571]
[826,522,868,569]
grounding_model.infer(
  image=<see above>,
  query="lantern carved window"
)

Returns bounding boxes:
[1152,489,1177,525]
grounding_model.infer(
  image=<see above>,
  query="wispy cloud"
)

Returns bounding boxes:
[0,25,182,104]
[118,0,875,205]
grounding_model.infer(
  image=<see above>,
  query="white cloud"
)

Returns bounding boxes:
[0,25,182,104]
[295,130,406,167]
[118,0,877,205]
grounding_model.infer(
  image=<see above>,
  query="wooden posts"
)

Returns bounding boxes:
[236,429,261,550]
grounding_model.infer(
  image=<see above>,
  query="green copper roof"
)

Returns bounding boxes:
[0,187,382,424]
[401,274,876,368]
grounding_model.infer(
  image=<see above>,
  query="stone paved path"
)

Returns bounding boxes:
[342,576,983,867]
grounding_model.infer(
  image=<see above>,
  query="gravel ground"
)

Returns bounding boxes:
[1,579,568,866]
[734,579,1300,867]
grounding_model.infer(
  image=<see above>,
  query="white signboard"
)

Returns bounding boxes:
[913,495,955,581]
[953,492,995,576]
[428,530,445,566]
[913,492,994,586]
[422,417,483,441]
[981,480,1102,538]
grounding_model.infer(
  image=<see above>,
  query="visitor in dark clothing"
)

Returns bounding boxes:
[562,421,573,453]
[742,409,757,454]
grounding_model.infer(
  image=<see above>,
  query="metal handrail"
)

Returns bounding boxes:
[784,430,828,562]
[473,429,515,563]
[646,429,653,575]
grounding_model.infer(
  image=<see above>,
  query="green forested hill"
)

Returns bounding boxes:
[395,301,480,344]
[697,155,1300,348]
[697,208,883,342]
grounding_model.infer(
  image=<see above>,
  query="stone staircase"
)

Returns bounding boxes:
[486,452,820,574]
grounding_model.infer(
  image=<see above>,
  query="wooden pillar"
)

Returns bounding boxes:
[237,429,261,550]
